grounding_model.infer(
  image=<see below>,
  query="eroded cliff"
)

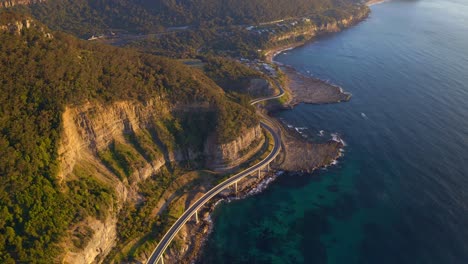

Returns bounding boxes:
[57,99,264,263]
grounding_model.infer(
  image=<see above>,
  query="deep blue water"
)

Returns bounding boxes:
[199,0,468,263]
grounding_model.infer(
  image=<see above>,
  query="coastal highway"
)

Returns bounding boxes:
[250,79,285,105]
[146,80,285,264]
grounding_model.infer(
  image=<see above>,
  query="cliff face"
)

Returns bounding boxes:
[269,7,370,46]
[57,99,263,263]
[0,0,45,8]
[0,16,52,37]
[204,125,263,169]
[58,99,172,182]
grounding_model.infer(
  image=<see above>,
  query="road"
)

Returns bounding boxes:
[146,81,285,264]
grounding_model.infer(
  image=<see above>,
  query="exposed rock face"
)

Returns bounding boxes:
[0,0,45,8]
[0,18,31,34]
[0,17,53,38]
[57,99,263,263]
[204,125,263,169]
[59,99,173,182]
[269,8,370,46]
[63,217,118,264]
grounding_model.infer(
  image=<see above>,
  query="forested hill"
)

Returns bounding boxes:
[0,12,257,262]
[5,0,362,36]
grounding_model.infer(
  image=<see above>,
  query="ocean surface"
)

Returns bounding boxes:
[198,0,468,263]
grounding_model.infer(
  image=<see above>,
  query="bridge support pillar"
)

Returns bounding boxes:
[258,169,261,178]
[195,210,199,224]
[160,253,164,264]
[267,163,270,172]
[235,181,238,194]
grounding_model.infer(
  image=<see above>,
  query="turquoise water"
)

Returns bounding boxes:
[199,0,468,263]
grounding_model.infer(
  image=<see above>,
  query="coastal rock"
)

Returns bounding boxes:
[277,135,343,172]
[281,65,351,106]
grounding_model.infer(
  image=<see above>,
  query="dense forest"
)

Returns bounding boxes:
[0,12,257,262]
[4,0,361,36]
[122,3,368,59]
[1,0,368,59]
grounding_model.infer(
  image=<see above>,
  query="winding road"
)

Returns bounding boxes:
[146,81,285,264]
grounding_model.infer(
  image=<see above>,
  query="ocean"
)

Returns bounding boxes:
[198,0,468,263]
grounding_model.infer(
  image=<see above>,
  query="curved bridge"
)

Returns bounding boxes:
[147,82,285,264]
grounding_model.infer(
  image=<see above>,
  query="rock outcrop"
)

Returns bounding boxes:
[0,0,45,8]
[57,99,263,263]
[204,125,264,169]
[0,15,53,38]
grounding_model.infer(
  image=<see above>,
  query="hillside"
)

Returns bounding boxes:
[3,0,360,36]
[0,12,261,263]
[0,0,371,262]
[1,0,369,59]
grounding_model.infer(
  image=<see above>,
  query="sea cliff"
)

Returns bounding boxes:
[57,99,264,263]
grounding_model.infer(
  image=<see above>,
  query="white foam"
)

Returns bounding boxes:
[331,133,347,146]
[318,130,325,136]
[294,127,307,134]
[361,112,368,119]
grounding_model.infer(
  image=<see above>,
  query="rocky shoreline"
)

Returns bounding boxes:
[279,64,352,106]
[159,10,369,264]
[162,124,346,263]
[164,169,282,263]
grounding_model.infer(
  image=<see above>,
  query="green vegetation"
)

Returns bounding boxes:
[71,225,94,250]
[125,130,162,162]
[98,141,147,180]
[122,4,368,58]
[203,56,264,93]
[0,12,257,262]
[7,0,362,37]
[0,0,369,261]
[108,168,220,262]
[4,0,368,58]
